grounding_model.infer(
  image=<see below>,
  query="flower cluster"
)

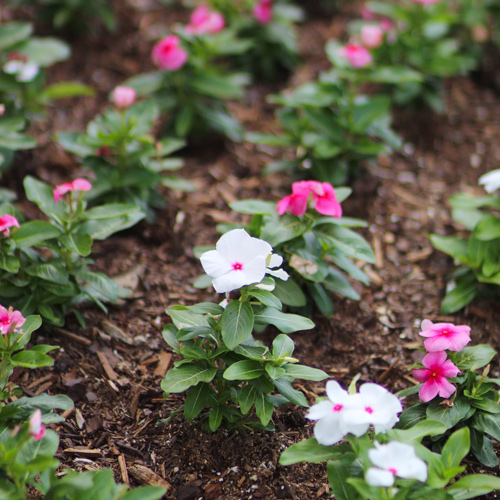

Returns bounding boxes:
[0,214,19,237]
[186,5,225,35]
[276,181,342,217]
[152,35,188,71]
[411,319,470,402]
[53,178,92,203]
[306,380,402,446]
[200,229,288,293]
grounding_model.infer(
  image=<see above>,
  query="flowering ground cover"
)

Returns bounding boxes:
[4,0,500,499]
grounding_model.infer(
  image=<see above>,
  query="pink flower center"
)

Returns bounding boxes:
[441,329,449,336]
[388,468,398,475]
[332,404,343,412]
[364,406,374,414]
[232,262,243,271]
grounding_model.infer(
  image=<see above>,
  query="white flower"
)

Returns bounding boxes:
[4,60,39,82]
[200,229,288,293]
[342,383,402,435]
[306,380,353,446]
[365,441,427,487]
[479,169,500,193]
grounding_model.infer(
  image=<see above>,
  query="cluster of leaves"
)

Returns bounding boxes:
[125,32,249,141]
[0,177,143,326]
[8,0,116,34]
[216,191,375,318]
[58,101,190,222]
[0,315,165,500]
[281,420,500,500]
[430,193,500,314]
[161,282,327,432]
[246,39,419,185]
[399,343,500,467]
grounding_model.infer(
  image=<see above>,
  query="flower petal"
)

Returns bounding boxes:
[366,468,394,487]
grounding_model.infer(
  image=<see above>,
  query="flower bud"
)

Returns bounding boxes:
[112,86,136,108]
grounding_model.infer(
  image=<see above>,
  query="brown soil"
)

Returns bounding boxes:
[4,1,500,499]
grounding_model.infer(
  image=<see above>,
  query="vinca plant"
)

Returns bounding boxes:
[430,169,500,313]
[280,377,500,499]
[0,177,143,326]
[398,319,500,467]
[125,29,249,140]
[58,87,189,222]
[162,228,327,432]
[222,181,375,317]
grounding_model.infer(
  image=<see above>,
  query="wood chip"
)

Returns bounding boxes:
[373,235,384,268]
[27,373,52,390]
[35,381,53,395]
[53,327,92,347]
[64,447,102,456]
[118,454,129,484]
[153,352,172,377]
[97,351,118,381]
[101,320,135,345]
[128,464,172,493]
[75,408,85,429]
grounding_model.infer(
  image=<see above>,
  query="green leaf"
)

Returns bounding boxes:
[12,221,62,248]
[238,385,258,414]
[208,406,223,432]
[280,438,352,465]
[22,37,70,66]
[397,403,427,429]
[25,263,69,284]
[11,350,54,368]
[447,474,500,500]
[254,307,315,333]
[161,364,217,393]
[389,419,447,441]
[80,211,145,240]
[0,254,19,273]
[184,383,211,421]
[166,307,209,329]
[189,72,247,100]
[41,82,95,100]
[248,289,282,309]
[472,412,500,441]
[429,234,468,261]
[284,364,327,381]
[307,282,334,317]
[85,203,140,219]
[475,216,500,241]
[441,427,470,470]
[454,345,496,371]
[327,460,359,500]
[7,393,73,412]
[273,278,307,307]
[221,300,254,350]
[223,360,264,380]
[59,232,92,257]
[76,270,118,301]
[426,397,472,430]
[229,199,277,215]
[272,334,295,359]
[274,377,308,406]
[441,280,479,315]
[122,487,167,500]
[0,22,32,50]
[254,392,274,426]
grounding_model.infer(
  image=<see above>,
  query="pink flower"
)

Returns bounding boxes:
[419,319,471,352]
[253,0,273,24]
[340,43,373,68]
[276,181,342,217]
[53,179,92,203]
[0,305,25,335]
[0,214,19,237]
[112,86,136,108]
[152,35,188,71]
[412,351,459,402]
[186,5,225,34]
[361,25,384,49]
[29,409,46,441]
[0,104,5,116]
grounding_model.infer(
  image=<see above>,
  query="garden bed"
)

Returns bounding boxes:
[4,0,500,499]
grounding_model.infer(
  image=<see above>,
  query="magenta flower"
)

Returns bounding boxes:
[29,409,46,441]
[276,181,342,217]
[412,351,459,402]
[152,35,188,71]
[112,86,136,108]
[253,0,273,24]
[186,5,225,35]
[361,25,384,49]
[0,305,25,335]
[53,179,92,203]
[340,44,373,68]
[0,214,19,237]
[419,319,471,352]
